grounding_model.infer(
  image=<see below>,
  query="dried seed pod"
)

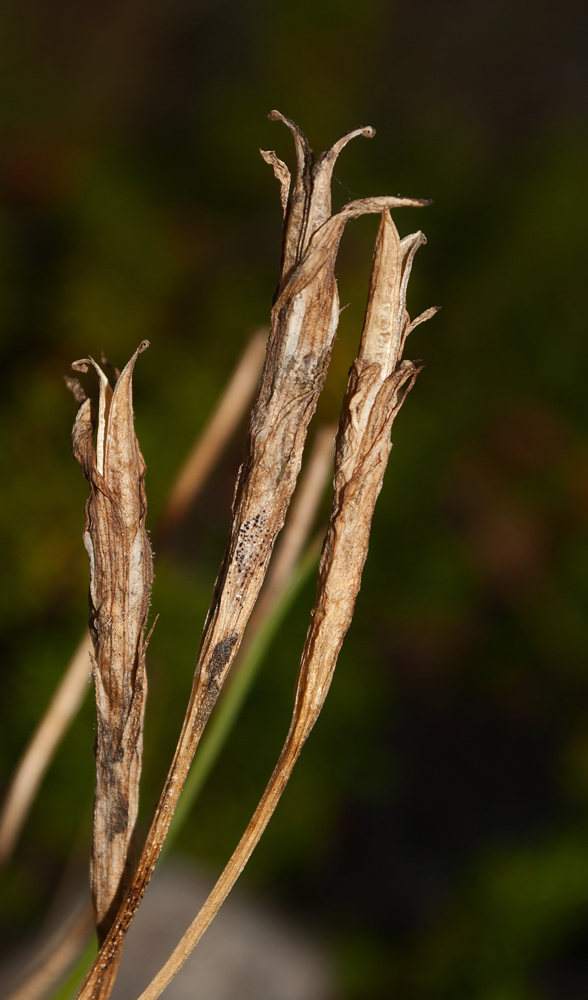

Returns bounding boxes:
[76,116,431,1000]
[134,211,439,1000]
[292,212,438,724]
[67,341,153,944]
[188,117,430,746]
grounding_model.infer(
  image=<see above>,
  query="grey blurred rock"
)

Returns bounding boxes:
[109,863,336,1000]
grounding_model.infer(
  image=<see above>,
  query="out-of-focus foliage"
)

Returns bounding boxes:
[1,1,588,997]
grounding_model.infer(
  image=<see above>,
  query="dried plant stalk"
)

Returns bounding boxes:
[67,341,153,945]
[76,112,428,1000]
[0,327,269,998]
[0,329,267,871]
[159,327,268,533]
[137,209,438,1000]
[164,423,335,850]
[9,426,333,1000]
[236,422,336,659]
[0,632,93,868]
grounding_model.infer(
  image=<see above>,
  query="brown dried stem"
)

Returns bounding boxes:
[0,633,93,868]
[236,422,336,659]
[164,422,335,848]
[9,424,333,1000]
[76,113,428,1000]
[137,209,438,1000]
[158,328,268,534]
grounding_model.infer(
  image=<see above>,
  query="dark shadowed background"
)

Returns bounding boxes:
[1,1,588,997]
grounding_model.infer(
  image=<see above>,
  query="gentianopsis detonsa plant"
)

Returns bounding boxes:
[72,112,434,1000]
[66,340,153,946]
[134,209,440,1000]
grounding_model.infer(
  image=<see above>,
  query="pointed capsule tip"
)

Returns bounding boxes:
[400,198,433,208]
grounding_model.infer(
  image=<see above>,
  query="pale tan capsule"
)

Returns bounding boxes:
[68,341,153,945]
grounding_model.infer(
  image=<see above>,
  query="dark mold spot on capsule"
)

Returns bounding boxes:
[209,633,239,687]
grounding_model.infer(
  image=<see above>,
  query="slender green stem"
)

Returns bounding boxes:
[163,537,322,856]
[50,937,97,1000]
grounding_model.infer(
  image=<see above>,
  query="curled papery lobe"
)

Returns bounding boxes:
[264,110,429,289]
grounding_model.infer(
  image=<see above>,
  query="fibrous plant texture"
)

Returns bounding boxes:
[65,111,435,1000]
[137,209,438,1000]
[66,342,153,948]
[3,333,274,1000]
[0,330,267,885]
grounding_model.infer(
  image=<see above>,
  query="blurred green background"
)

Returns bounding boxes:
[1,0,588,997]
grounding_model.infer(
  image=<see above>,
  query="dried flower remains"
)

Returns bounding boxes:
[136,207,439,1000]
[70,112,434,1000]
[66,341,153,946]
